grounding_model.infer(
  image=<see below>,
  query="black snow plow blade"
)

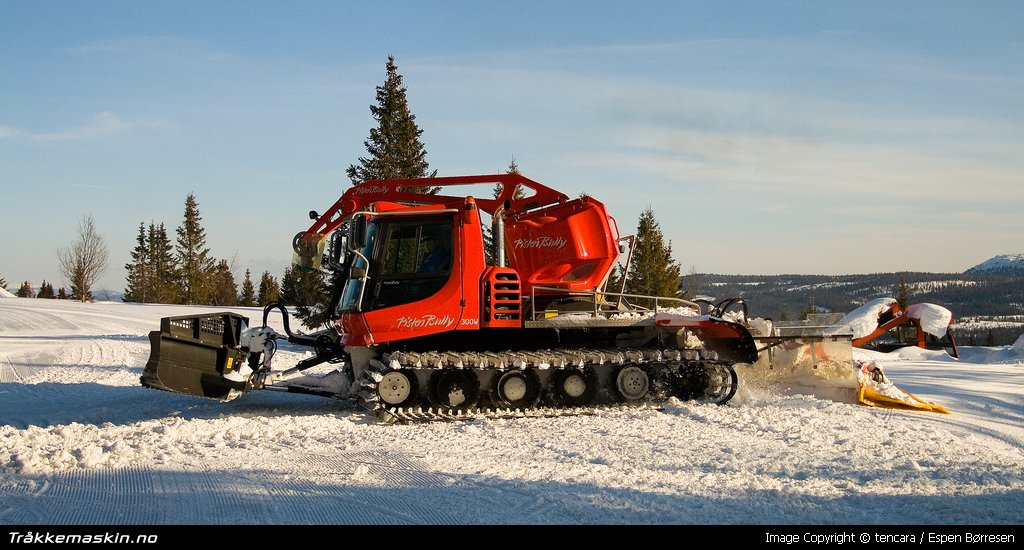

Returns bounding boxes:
[141,312,252,401]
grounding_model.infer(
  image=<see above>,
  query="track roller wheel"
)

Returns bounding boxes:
[549,367,598,407]
[429,369,481,411]
[377,369,419,408]
[701,363,738,405]
[491,369,542,409]
[671,362,738,405]
[615,365,650,401]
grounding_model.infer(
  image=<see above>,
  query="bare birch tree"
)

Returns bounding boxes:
[58,214,110,302]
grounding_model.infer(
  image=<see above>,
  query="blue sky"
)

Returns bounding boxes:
[2,0,1022,295]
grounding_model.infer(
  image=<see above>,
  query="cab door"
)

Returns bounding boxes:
[368,218,454,310]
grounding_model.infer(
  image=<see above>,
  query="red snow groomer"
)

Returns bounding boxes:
[142,174,759,422]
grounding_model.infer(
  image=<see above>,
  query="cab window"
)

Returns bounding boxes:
[370,219,453,309]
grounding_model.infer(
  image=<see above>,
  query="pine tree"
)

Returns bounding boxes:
[604,263,625,295]
[492,156,527,200]
[897,273,910,309]
[0,275,6,291]
[208,260,238,306]
[280,264,331,329]
[57,287,68,300]
[624,207,682,308]
[986,330,996,346]
[484,157,529,264]
[346,55,435,191]
[799,297,817,321]
[36,281,55,299]
[238,269,257,307]
[16,281,33,297]
[149,222,179,304]
[175,194,215,305]
[124,222,150,302]
[257,271,280,305]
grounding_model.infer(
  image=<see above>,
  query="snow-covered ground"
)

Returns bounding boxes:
[1,297,1022,526]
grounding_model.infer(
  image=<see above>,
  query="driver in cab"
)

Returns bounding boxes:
[418,233,449,273]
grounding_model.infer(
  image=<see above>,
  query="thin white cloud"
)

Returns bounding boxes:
[0,112,176,143]
[591,125,1024,202]
[57,182,117,191]
[32,112,132,142]
[0,125,23,139]
[63,36,238,63]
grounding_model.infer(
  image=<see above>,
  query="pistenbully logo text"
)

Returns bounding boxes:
[514,236,567,249]
[396,314,455,329]
[354,185,389,195]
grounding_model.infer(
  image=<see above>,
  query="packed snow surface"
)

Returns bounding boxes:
[1,298,1022,525]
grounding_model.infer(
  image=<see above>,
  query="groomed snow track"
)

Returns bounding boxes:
[355,348,739,423]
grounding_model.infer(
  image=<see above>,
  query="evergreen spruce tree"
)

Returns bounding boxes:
[281,264,331,329]
[238,269,257,307]
[16,281,33,297]
[485,157,528,264]
[491,157,527,200]
[346,55,435,191]
[897,273,910,309]
[800,297,817,321]
[624,207,682,307]
[124,222,150,302]
[57,287,68,300]
[0,275,6,291]
[175,194,215,305]
[257,271,280,305]
[604,263,625,295]
[36,281,55,299]
[208,260,238,306]
[149,223,179,304]
[986,330,996,346]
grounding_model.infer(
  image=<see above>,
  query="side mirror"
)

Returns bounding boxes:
[348,215,368,250]
[326,230,348,269]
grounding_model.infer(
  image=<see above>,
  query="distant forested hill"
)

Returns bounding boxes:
[689,271,1022,345]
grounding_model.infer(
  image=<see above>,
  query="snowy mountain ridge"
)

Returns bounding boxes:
[966,254,1024,274]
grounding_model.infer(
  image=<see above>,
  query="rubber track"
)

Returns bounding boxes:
[356,348,735,424]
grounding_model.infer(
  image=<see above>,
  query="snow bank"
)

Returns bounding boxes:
[0,287,15,298]
[956,337,1024,364]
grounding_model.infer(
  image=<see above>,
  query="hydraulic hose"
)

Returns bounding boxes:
[262,301,296,338]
